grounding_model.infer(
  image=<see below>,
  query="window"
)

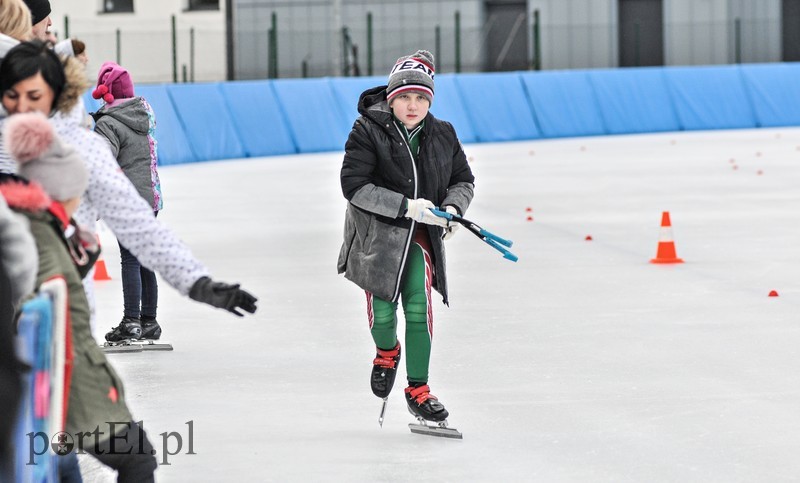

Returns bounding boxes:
[103,0,133,13]
[187,0,219,11]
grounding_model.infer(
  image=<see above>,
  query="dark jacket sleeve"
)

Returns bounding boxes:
[441,122,475,215]
[341,119,406,219]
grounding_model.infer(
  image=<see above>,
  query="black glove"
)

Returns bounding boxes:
[189,276,258,317]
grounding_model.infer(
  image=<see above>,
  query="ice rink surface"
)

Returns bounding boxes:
[82,127,800,482]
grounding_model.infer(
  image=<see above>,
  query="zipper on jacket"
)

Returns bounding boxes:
[391,122,419,302]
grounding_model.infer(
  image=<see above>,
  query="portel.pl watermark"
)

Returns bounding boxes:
[28,420,195,466]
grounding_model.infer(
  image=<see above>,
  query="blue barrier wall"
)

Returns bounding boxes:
[96,63,800,165]
[521,70,605,138]
[271,78,351,153]
[219,81,296,157]
[663,65,757,130]
[739,63,800,127]
[167,83,247,162]
[587,68,681,134]
[455,72,542,142]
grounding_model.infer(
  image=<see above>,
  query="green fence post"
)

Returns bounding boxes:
[271,12,278,78]
[225,0,234,80]
[435,25,441,71]
[267,27,273,78]
[190,27,195,82]
[171,15,178,83]
[115,28,121,64]
[532,9,541,70]
[342,26,349,76]
[735,17,742,63]
[455,10,461,73]
[367,12,373,76]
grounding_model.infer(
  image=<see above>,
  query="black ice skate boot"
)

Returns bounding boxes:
[371,342,401,398]
[140,316,162,340]
[105,316,143,342]
[405,383,449,422]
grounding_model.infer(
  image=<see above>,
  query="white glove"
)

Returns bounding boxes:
[442,206,460,240]
[405,198,449,227]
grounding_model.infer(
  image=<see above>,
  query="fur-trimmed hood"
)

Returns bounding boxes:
[0,177,51,212]
[56,56,91,115]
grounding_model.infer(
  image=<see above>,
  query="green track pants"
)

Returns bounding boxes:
[367,241,434,383]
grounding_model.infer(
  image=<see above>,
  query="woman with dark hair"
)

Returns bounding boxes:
[0,39,65,114]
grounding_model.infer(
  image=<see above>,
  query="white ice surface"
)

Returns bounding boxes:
[82,128,800,482]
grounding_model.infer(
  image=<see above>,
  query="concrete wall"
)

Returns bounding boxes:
[528,0,617,70]
[50,0,225,83]
[728,0,781,63]
[530,0,782,69]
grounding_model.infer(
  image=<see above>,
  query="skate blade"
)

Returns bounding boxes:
[101,344,143,353]
[408,422,463,439]
[378,398,388,427]
[102,340,173,351]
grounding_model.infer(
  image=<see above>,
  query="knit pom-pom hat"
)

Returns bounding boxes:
[3,112,88,201]
[386,49,435,105]
[92,61,134,104]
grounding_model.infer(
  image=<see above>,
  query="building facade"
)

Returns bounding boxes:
[49,0,790,84]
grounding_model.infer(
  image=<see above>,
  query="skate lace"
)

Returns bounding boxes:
[406,385,438,404]
[373,345,400,369]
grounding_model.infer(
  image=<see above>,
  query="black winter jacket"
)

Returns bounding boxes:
[338,86,475,304]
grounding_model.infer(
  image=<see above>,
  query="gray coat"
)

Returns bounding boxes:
[338,86,475,305]
[92,97,163,211]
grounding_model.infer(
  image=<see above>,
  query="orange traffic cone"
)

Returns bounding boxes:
[93,235,112,281]
[650,211,684,264]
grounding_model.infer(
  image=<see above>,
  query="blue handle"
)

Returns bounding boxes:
[429,207,518,262]
[478,228,513,248]
[429,207,453,220]
[485,238,519,263]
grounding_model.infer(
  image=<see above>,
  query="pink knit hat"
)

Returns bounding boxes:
[91,61,134,103]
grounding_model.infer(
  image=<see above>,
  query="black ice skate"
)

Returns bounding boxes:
[371,342,401,398]
[405,384,462,439]
[105,316,142,342]
[140,317,162,340]
[102,317,173,353]
[373,343,402,427]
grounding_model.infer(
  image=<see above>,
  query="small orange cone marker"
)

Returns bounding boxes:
[93,235,112,281]
[650,212,684,264]
[768,290,779,297]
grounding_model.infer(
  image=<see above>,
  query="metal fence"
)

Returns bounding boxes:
[234,0,484,80]
[63,17,225,84]
[63,7,788,85]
